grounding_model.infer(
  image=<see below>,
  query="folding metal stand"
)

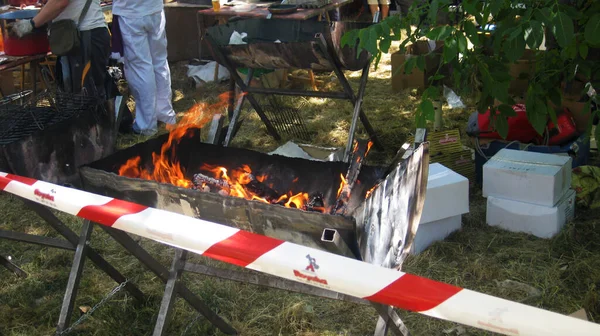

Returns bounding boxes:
[204,29,384,162]
[0,200,146,334]
[144,115,410,336]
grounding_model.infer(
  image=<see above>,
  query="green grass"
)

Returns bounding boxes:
[1,43,599,336]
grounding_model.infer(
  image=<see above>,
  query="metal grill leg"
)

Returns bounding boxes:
[224,70,254,146]
[204,35,281,142]
[26,201,145,302]
[56,220,93,334]
[153,248,189,336]
[0,253,27,278]
[372,303,411,336]
[100,227,237,335]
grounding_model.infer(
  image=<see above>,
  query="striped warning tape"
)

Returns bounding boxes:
[1,172,598,335]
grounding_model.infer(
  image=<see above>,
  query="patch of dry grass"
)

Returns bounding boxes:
[1,40,599,336]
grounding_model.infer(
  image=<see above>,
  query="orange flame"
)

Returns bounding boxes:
[118,92,232,187]
[117,92,355,213]
[336,174,347,198]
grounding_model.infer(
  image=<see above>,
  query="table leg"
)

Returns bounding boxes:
[31,60,38,96]
[20,64,25,91]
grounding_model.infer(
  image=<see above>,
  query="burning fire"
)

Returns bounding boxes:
[117,94,374,213]
[196,163,317,211]
[118,92,232,188]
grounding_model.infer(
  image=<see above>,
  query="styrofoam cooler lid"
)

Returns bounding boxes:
[420,163,470,224]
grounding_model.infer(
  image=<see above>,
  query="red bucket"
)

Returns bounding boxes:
[0,9,50,57]
[3,32,49,56]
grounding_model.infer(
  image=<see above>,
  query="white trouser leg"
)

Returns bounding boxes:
[148,11,176,125]
[119,15,158,135]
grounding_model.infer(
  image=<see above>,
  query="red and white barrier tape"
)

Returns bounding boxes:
[1,172,598,336]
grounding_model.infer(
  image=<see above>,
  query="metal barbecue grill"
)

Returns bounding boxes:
[0,91,100,145]
[204,19,383,161]
[0,90,115,186]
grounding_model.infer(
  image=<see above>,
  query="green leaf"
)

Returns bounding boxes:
[358,28,369,51]
[498,104,517,117]
[422,99,436,121]
[365,28,379,56]
[525,20,544,49]
[416,55,425,71]
[428,0,439,26]
[534,8,554,27]
[584,14,600,46]
[552,12,575,48]
[462,0,482,23]
[491,80,510,104]
[583,100,593,137]
[379,38,391,53]
[488,0,503,16]
[561,44,578,60]
[549,87,562,109]
[426,26,454,41]
[579,43,589,59]
[374,52,383,69]
[341,29,358,48]
[423,86,440,100]
[404,56,417,74]
[417,99,435,127]
[546,102,558,126]
[595,111,600,144]
[463,20,479,45]
[525,96,548,135]
[456,32,468,54]
[504,34,526,62]
[443,38,458,63]
[495,114,509,139]
[507,27,523,41]
[430,74,445,81]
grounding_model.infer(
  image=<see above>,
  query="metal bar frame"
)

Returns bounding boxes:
[99,226,237,335]
[0,199,146,333]
[0,253,27,277]
[56,220,94,333]
[203,32,384,155]
[0,229,75,251]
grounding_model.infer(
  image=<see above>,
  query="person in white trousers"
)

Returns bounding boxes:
[113,0,176,136]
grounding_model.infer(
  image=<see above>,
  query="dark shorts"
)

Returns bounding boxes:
[56,27,110,99]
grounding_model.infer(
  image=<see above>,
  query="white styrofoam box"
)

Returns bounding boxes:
[410,163,469,255]
[483,149,572,207]
[411,215,462,255]
[420,163,470,224]
[486,189,576,239]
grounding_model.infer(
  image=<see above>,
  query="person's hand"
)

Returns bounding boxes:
[12,19,34,38]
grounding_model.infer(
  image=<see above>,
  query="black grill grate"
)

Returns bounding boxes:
[0,91,101,146]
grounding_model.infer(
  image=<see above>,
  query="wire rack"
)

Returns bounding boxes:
[0,90,101,146]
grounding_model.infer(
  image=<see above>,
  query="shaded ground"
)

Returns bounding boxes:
[1,42,599,336]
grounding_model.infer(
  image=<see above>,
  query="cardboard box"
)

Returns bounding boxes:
[508,49,536,95]
[411,163,469,254]
[391,40,445,92]
[483,149,572,207]
[407,129,463,156]
[430,148,476,185]
[486,189,576,238]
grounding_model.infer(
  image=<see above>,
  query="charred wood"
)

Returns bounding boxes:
[332,139,371,216]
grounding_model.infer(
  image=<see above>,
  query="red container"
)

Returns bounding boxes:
[2,32,49,56]
[0,9,50,56]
